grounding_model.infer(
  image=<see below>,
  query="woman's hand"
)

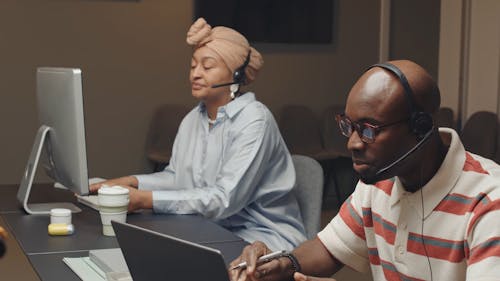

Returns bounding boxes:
[121,186,153,212]
[88,176,150,212]
[229,241,292,281]
[293,272,336,281]
[88,176,138,194]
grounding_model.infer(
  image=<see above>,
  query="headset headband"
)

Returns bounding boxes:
[368,63,417,115]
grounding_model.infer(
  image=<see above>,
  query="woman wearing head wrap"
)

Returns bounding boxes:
[90,18,306,251]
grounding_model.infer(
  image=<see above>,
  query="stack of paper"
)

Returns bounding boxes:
[63,256,106,281]
[63,248,131,281]
[89,248,129,274]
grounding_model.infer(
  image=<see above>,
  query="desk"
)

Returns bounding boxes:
[0,184,247,280]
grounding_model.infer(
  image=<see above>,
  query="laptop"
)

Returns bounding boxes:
[112,221,231,281]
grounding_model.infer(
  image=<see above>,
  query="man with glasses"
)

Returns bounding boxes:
[230,60,500,281]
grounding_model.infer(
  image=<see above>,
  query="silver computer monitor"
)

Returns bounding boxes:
[17,67,89,214]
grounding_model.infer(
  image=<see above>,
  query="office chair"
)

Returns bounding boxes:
[495,125,500,164]
[435,107,455,129]
[279,105,328,160]
[291,154,324,239]
[145,104,191,172]
[320,105,358,210]
[461,111,498,159]
[321,105,350,158]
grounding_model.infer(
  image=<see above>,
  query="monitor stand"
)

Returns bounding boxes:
[17,125,81,215]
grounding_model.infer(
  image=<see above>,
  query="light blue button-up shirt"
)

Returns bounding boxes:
[135,93,306,250]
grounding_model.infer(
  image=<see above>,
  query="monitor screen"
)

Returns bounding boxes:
[17,67,89,214]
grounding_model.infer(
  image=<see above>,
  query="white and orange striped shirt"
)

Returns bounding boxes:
[318,128,500,280]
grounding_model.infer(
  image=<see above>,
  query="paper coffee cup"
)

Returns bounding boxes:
[99,210,127,236]
[98,186,130,207]
[98,186,129,236]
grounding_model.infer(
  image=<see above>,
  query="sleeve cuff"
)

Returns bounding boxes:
[317,223,370,273]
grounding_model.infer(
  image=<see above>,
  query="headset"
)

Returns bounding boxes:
[372,62,435,280]
[366,63,435,281]
[211,50,251,89]
[369,63,433,140]
[362,62,435,183]
[232,50,251,85]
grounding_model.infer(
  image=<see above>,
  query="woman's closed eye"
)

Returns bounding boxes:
[202,62,216,70]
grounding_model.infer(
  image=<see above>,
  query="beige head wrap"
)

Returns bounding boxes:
[186,18,264,85]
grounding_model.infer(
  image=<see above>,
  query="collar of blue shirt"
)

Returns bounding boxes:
[198,92,256,121]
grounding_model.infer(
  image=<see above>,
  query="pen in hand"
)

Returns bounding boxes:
[230,250,287,270]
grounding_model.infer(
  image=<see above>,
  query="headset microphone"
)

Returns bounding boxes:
[365,128,434,183]
[360,62,435,184]
[211,81,236,89]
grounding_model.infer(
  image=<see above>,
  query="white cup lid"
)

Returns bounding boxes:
[98,186,129,195]
[50,208,71,217]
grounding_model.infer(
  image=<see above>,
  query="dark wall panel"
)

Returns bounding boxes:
[390,0,441,79]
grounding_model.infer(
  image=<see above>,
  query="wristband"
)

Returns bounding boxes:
[282,252,301,273]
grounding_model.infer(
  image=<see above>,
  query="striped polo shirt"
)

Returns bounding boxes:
[318,128,500,280]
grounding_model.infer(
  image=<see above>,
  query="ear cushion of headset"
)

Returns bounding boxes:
[233,70,243,83]
[411,111,433,137]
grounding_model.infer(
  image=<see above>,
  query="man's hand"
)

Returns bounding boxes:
[229,241,292,281]
[294,272,336,281]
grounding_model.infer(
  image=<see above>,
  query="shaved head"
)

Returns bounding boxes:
[346,60,441,127]
[383,60,440,115]
[344,60,442,186]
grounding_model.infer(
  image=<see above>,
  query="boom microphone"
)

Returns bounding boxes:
[211,81,237,89]
[363,128,434,184]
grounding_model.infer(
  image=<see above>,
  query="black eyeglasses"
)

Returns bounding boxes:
[335,113,408,143]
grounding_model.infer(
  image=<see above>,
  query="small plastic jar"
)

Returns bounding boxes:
[50,208,72,224]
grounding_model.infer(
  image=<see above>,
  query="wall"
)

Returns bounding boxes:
[466,0,500,118]
[438,0,463,116]
[438,0,500,125]
[1,0,193,184]
[0,0,380,184]
[390,0,441,79]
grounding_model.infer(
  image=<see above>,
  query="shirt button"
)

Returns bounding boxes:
[398,246,405,255]
[399,223,407,230]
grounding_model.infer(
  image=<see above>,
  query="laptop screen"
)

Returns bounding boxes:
[112,221,231,281]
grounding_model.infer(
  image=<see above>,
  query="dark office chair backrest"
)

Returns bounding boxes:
[145,104,191,171]
[461,111,498,159]
[278,105,324,158]
[321,105,350,158]
[435,107,455,129]
[495,125,500,164]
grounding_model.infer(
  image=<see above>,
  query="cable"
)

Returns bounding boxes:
[420,165,433,281]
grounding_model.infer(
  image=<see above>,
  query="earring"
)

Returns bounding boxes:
[230,84,239,100]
